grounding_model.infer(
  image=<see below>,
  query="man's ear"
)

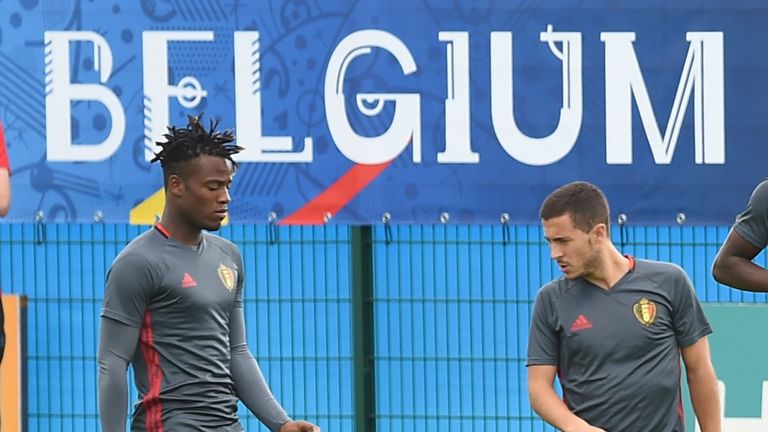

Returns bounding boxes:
[167,174,185,197]
[592,223,608,241]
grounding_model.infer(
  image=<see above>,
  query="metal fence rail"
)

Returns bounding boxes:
[0,223,763,431]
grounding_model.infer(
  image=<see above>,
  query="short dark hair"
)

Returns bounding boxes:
[151,114,243,187]
[539,181,610,232]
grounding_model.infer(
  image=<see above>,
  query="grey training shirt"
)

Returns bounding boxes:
[102,225,284,431]
[527,257,712,432]
[732,179,768,249]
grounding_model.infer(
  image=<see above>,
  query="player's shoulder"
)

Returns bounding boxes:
[111,228,166,270]
[633,258,686,284]
[746,179,768,204]
[754,178,768,192]
[535,277,573,300]
[204,232,241,259]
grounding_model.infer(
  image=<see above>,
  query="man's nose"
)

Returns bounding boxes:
[550,245,562,260]
[219,188,230,204]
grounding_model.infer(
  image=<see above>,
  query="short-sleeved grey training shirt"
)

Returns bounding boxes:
[102,225,245,431]
[732,179,768,249]
[527,257,712,432]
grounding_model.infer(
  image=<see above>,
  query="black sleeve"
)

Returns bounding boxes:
[98,316,141,432]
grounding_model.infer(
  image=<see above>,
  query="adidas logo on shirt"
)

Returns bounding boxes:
[570,314,593,332]
[181,273,198,289]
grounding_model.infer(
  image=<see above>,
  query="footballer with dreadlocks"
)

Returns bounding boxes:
[98,115,319,432]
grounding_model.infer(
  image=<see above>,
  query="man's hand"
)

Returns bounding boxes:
[279,420,320,432]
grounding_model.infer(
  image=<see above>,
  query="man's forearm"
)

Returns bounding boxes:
[230,346,291,432]
[229,304,291,431]
[98,317,139,432]
[98,354,129,431]
[713,256,768,292]
[688,367,722,432]
[530,385,593,432]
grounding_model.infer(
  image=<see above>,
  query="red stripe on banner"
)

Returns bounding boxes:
[279,160,393,225]
[140,310,164,432]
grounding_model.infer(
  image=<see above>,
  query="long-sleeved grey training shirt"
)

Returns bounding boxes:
[99,225,292,431]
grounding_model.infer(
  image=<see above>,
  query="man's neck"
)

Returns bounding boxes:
[584,247,631,290]
[159,209,202,246]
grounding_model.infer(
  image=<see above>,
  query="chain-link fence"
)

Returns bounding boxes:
[0,223,763,431]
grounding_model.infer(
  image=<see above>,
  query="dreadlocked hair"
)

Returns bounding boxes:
[151,114,243,185]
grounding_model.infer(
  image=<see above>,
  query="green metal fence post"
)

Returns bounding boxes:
[351,225,376,432]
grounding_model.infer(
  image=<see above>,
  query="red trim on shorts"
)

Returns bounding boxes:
[154,223,170,239]
[140,310,164,432]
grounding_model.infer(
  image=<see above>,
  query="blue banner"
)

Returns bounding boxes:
[0,0,764,224]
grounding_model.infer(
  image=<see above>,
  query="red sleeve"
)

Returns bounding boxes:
[0,121,9,172]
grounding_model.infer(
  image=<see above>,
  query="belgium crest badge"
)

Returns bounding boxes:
[218,263,236,291]
[633,297,657,326]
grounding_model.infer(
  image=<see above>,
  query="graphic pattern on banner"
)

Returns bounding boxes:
[0,0,765,224]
